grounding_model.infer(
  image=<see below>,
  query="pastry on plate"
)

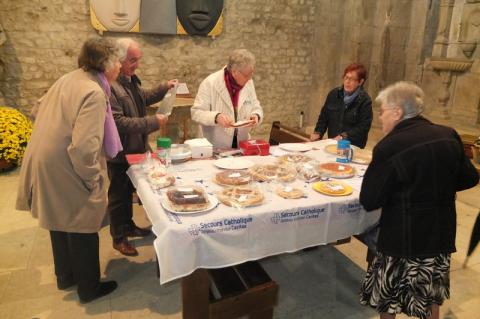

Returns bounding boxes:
[215,170,251,186]
[318,162,355,178]
[276,186,305,199]
[217,186,264,207]
[312,181,353,196]
[249,164,297,182]
[277,154,312,164]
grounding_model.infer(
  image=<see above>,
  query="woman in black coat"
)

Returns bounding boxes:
[310,63,373,148]
[359,82,479,319]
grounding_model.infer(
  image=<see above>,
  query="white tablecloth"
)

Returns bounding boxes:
[127,139,380,284]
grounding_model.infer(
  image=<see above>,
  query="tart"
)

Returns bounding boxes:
[276,186,305,199]
[318,162,355,178]
[277,154,312,165]
[217,186,264,207]
[215,170,251,186]
[249,164,297,182]
[166,186,210,212]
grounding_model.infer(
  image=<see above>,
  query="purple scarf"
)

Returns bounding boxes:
[97,73,123,159]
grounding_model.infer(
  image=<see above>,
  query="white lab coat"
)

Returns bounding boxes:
[191,68,263,149]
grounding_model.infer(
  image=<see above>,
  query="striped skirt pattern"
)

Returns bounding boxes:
[359,252,450,319]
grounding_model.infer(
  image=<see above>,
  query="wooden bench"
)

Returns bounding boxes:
[269,121,310,146]
[180,261,279,319]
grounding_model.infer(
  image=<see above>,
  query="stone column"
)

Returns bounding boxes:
[432,0,455,57]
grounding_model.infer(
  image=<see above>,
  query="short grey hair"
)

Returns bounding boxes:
[227,49,255,72]
[116,38,139,63]
[375,81,424,120]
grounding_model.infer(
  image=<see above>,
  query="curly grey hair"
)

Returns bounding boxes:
[375,81,424,120]
[77,37,119,73]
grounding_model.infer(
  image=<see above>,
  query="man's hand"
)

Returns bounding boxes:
[156,114,168,126]
[310,133,320,141]
[167,79,178,89]
[215,113,233,128]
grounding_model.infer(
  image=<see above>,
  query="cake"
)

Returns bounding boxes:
[276,186,305,199]
[166,186,210,211]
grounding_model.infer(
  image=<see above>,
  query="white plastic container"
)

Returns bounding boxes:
[184,138,213,159]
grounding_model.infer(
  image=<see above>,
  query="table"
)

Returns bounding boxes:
[127,140,380,318]
[127,140,380,284]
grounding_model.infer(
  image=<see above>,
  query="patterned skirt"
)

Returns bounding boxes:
[359,252,450,319]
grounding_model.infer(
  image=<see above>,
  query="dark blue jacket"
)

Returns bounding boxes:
[360,116,479,257]
[314,86,372,148]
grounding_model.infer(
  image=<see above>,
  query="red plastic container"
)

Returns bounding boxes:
[239,139,270,156]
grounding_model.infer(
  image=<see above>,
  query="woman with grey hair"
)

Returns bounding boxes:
[359,81,479,319]
[191,48,263,148]
[16,37,121,303]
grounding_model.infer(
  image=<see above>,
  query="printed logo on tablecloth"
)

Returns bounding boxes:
[338,202,362,215]
[187,216,254,237]
[270,207,326,224]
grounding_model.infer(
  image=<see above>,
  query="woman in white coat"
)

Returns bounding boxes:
[191,49,263,149]
[16,38,121,303]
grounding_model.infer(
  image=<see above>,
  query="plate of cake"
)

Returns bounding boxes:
[162,186,218,214]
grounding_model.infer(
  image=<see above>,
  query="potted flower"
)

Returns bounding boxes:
[0,106,32,171]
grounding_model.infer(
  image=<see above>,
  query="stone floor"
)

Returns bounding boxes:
[1,129,479,319]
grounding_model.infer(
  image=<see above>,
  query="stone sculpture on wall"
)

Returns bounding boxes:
[89,0,223,37]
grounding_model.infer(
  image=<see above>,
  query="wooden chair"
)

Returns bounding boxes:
[268,121,310,145]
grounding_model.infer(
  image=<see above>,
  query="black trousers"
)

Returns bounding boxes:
[49,231,100,299]
[107,162,135,240]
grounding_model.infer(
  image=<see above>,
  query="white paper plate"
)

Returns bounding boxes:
[279,143,312,152]
[231,119,255,127]
[161,195,219,214]
[214,158,255,170]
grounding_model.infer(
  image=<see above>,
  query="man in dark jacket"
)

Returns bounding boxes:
[108,38,177,256]
[311,63,372,148]
[359,81,479,319]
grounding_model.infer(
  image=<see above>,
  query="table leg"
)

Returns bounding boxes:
[182,269,210,319]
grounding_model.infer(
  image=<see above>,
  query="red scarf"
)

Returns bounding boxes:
[224,68,243,108]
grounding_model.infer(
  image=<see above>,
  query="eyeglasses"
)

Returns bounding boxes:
[343,75,359,82]
[237,68,254,79]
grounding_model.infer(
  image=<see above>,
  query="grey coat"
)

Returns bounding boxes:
[109,74,170,163]
[16,69,109,233]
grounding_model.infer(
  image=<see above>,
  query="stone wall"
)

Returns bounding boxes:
[306,0,435,131]
[3,1,473,142]
[0,0,315,140]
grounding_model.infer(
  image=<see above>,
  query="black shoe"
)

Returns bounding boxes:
[57,274,76,290]
[79,281,117,304]
[125,225,152,237]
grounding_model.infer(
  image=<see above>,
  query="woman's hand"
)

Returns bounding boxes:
[215,113,233,128]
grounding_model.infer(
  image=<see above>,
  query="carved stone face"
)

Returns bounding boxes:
[90,0,140,32]
[176,0,223,36]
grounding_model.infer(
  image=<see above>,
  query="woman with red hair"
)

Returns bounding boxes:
[310,63,373,148]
